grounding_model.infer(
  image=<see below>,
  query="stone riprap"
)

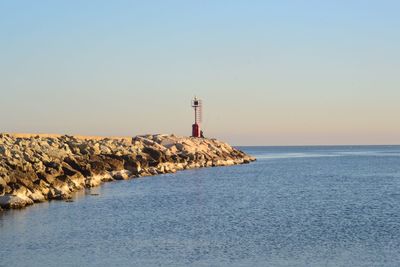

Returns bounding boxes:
[0,134,255,210]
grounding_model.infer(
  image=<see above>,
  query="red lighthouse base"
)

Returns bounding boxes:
[192,123,200,137]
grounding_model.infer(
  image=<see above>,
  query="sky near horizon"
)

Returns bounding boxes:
[1,1,400,145]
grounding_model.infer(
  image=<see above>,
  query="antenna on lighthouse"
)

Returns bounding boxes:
[191,96,203,137]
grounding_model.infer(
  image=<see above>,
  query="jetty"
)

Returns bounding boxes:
[0,133,255,210]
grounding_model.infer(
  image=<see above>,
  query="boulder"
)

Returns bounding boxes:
[0,194,33,209]
[112,170,132,180]
[99,155,125,171]
[88,157,107,175]
[85,175,105,188]
[28,190,46,203]
[142,147,163,162]
[64,156,91,176]
[123,155,142,174]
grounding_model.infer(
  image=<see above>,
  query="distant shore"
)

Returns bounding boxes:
[0,133,255,210]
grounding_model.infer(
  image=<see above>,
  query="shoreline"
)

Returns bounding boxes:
[0,133,255,211]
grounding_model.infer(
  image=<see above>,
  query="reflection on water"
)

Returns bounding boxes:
[1,146,400,267]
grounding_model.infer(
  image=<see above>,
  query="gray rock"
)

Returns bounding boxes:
[0,195,33,209]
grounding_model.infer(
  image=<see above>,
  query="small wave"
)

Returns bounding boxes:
[335,151,400,157]
[254,151,400,160]
[256,153,339,160]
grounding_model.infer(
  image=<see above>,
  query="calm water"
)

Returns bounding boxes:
[1,146,400,267]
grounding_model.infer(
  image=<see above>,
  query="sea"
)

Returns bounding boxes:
[1,146,400,267]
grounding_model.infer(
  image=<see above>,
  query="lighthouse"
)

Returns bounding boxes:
[191,96,202,137]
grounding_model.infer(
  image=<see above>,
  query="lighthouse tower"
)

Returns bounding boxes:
[191,97,202,137]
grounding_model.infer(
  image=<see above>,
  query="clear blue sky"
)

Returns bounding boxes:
[1,0,400,145]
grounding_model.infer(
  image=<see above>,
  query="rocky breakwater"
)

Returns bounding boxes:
[0,134,255,210]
